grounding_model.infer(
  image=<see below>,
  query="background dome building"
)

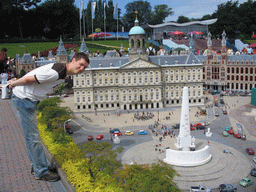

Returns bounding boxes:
[128,19,148,61]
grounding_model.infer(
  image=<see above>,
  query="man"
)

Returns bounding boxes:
[146,43,156,56]
[0,48,8,99]
[9,52,90,182]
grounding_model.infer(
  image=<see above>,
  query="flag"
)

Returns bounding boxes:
[80,1,83,18]
[80,1,83,12]
[92,1,96,19]
[103,1,106,19]
[113,3,118,20]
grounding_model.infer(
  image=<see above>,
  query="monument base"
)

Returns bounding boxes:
[163,145,211,166]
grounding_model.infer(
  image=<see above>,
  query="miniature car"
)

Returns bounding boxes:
[241,135,246,140]
[223,110,227,114]
[193,123,202,127]
[246,148,255,155]
[239,178,253,187]
[234,133,241,139]
[109,128,120,133]
[65,124,73,134]
[225,127,230,131]
[138,130,147,135]
[196,125,206,130]
[125,131,134,136]
[218,184,237,192]
[172,124,180,129]
[227,129,234,134]
[253,156,256,164]
[96,135,104,140]
[215,113,219,117]
[88,135,93,141]
[250,168,256,177]
[222,131,229,137]
[113,131,122,136]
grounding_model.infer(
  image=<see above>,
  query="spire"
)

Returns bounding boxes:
[57,36,67,55]
[221,30,226,47]
[134,10,139,26]
[207,32,212,47]
[79,37,88,53]
[189,33,195,51]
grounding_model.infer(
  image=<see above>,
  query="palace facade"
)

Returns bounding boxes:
[73,20,204,112]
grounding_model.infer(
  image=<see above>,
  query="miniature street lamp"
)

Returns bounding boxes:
[64,119,71,133]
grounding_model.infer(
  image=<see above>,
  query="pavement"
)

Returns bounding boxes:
[0,98,67,192]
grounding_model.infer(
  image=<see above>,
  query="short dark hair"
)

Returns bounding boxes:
[73,52,90,64]
[1,48,7,52]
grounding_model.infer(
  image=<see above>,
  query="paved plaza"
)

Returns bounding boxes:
[62,94,256,191]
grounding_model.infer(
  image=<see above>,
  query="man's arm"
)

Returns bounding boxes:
[9,76,37,89]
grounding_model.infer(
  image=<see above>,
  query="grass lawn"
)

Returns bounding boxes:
[0,40,131,58]
[0,42,59,58]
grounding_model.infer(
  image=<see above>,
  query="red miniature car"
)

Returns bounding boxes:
[190,124,195,131]
[246,148,255,155]
[113,131,122,136]
[88,135,93,141]
[234,133,241,139]
[193,123,202,127]
[223,110,227,114]
[96,135,104,140]
[228,129,234,134]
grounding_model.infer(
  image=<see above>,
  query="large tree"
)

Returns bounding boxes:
[122,1,152,29]
[149,4,173,25]
[34,0,79,38]
[177,15,190,24]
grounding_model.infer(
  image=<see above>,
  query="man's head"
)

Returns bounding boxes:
[66,53,90,75]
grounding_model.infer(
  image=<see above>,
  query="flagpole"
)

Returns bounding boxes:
[80,1,82,40]
[92,16,94,41]
[104,1,106,40]
[117,15,118,40]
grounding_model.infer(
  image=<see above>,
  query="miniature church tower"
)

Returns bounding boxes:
[221,31,227,61]
[207,32,213,61]
[56,36,68,63]
[79,37,88,53]
[128,11,148,61]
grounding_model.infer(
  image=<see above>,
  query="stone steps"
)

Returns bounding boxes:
[172,143,252,190]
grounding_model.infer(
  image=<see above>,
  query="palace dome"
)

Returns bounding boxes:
[129,19,145,35]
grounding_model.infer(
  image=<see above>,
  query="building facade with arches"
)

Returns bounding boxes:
[73,20,204,112]
[198,31,256,93]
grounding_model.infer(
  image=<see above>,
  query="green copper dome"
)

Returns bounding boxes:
[129,19,145,35]
[129,26,145,35]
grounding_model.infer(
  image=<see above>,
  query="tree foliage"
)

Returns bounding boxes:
[113,161,181,192]
[81,141,123,181]
[37,97,62,112]
[177,16,190,24]
[38,97,73,130]
[150,5,173,25]
[122,1,152,29]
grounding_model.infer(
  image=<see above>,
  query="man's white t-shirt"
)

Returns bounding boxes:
[13,63,66,101]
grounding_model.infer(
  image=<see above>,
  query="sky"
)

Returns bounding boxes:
[74,0,248,22]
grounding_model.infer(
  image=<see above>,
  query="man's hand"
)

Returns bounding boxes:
[9,76,37,89]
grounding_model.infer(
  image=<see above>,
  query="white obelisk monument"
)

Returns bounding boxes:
[175,87,195,151]
[164,87,211,166]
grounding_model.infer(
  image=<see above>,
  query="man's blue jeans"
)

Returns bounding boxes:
[12,94,49,178]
